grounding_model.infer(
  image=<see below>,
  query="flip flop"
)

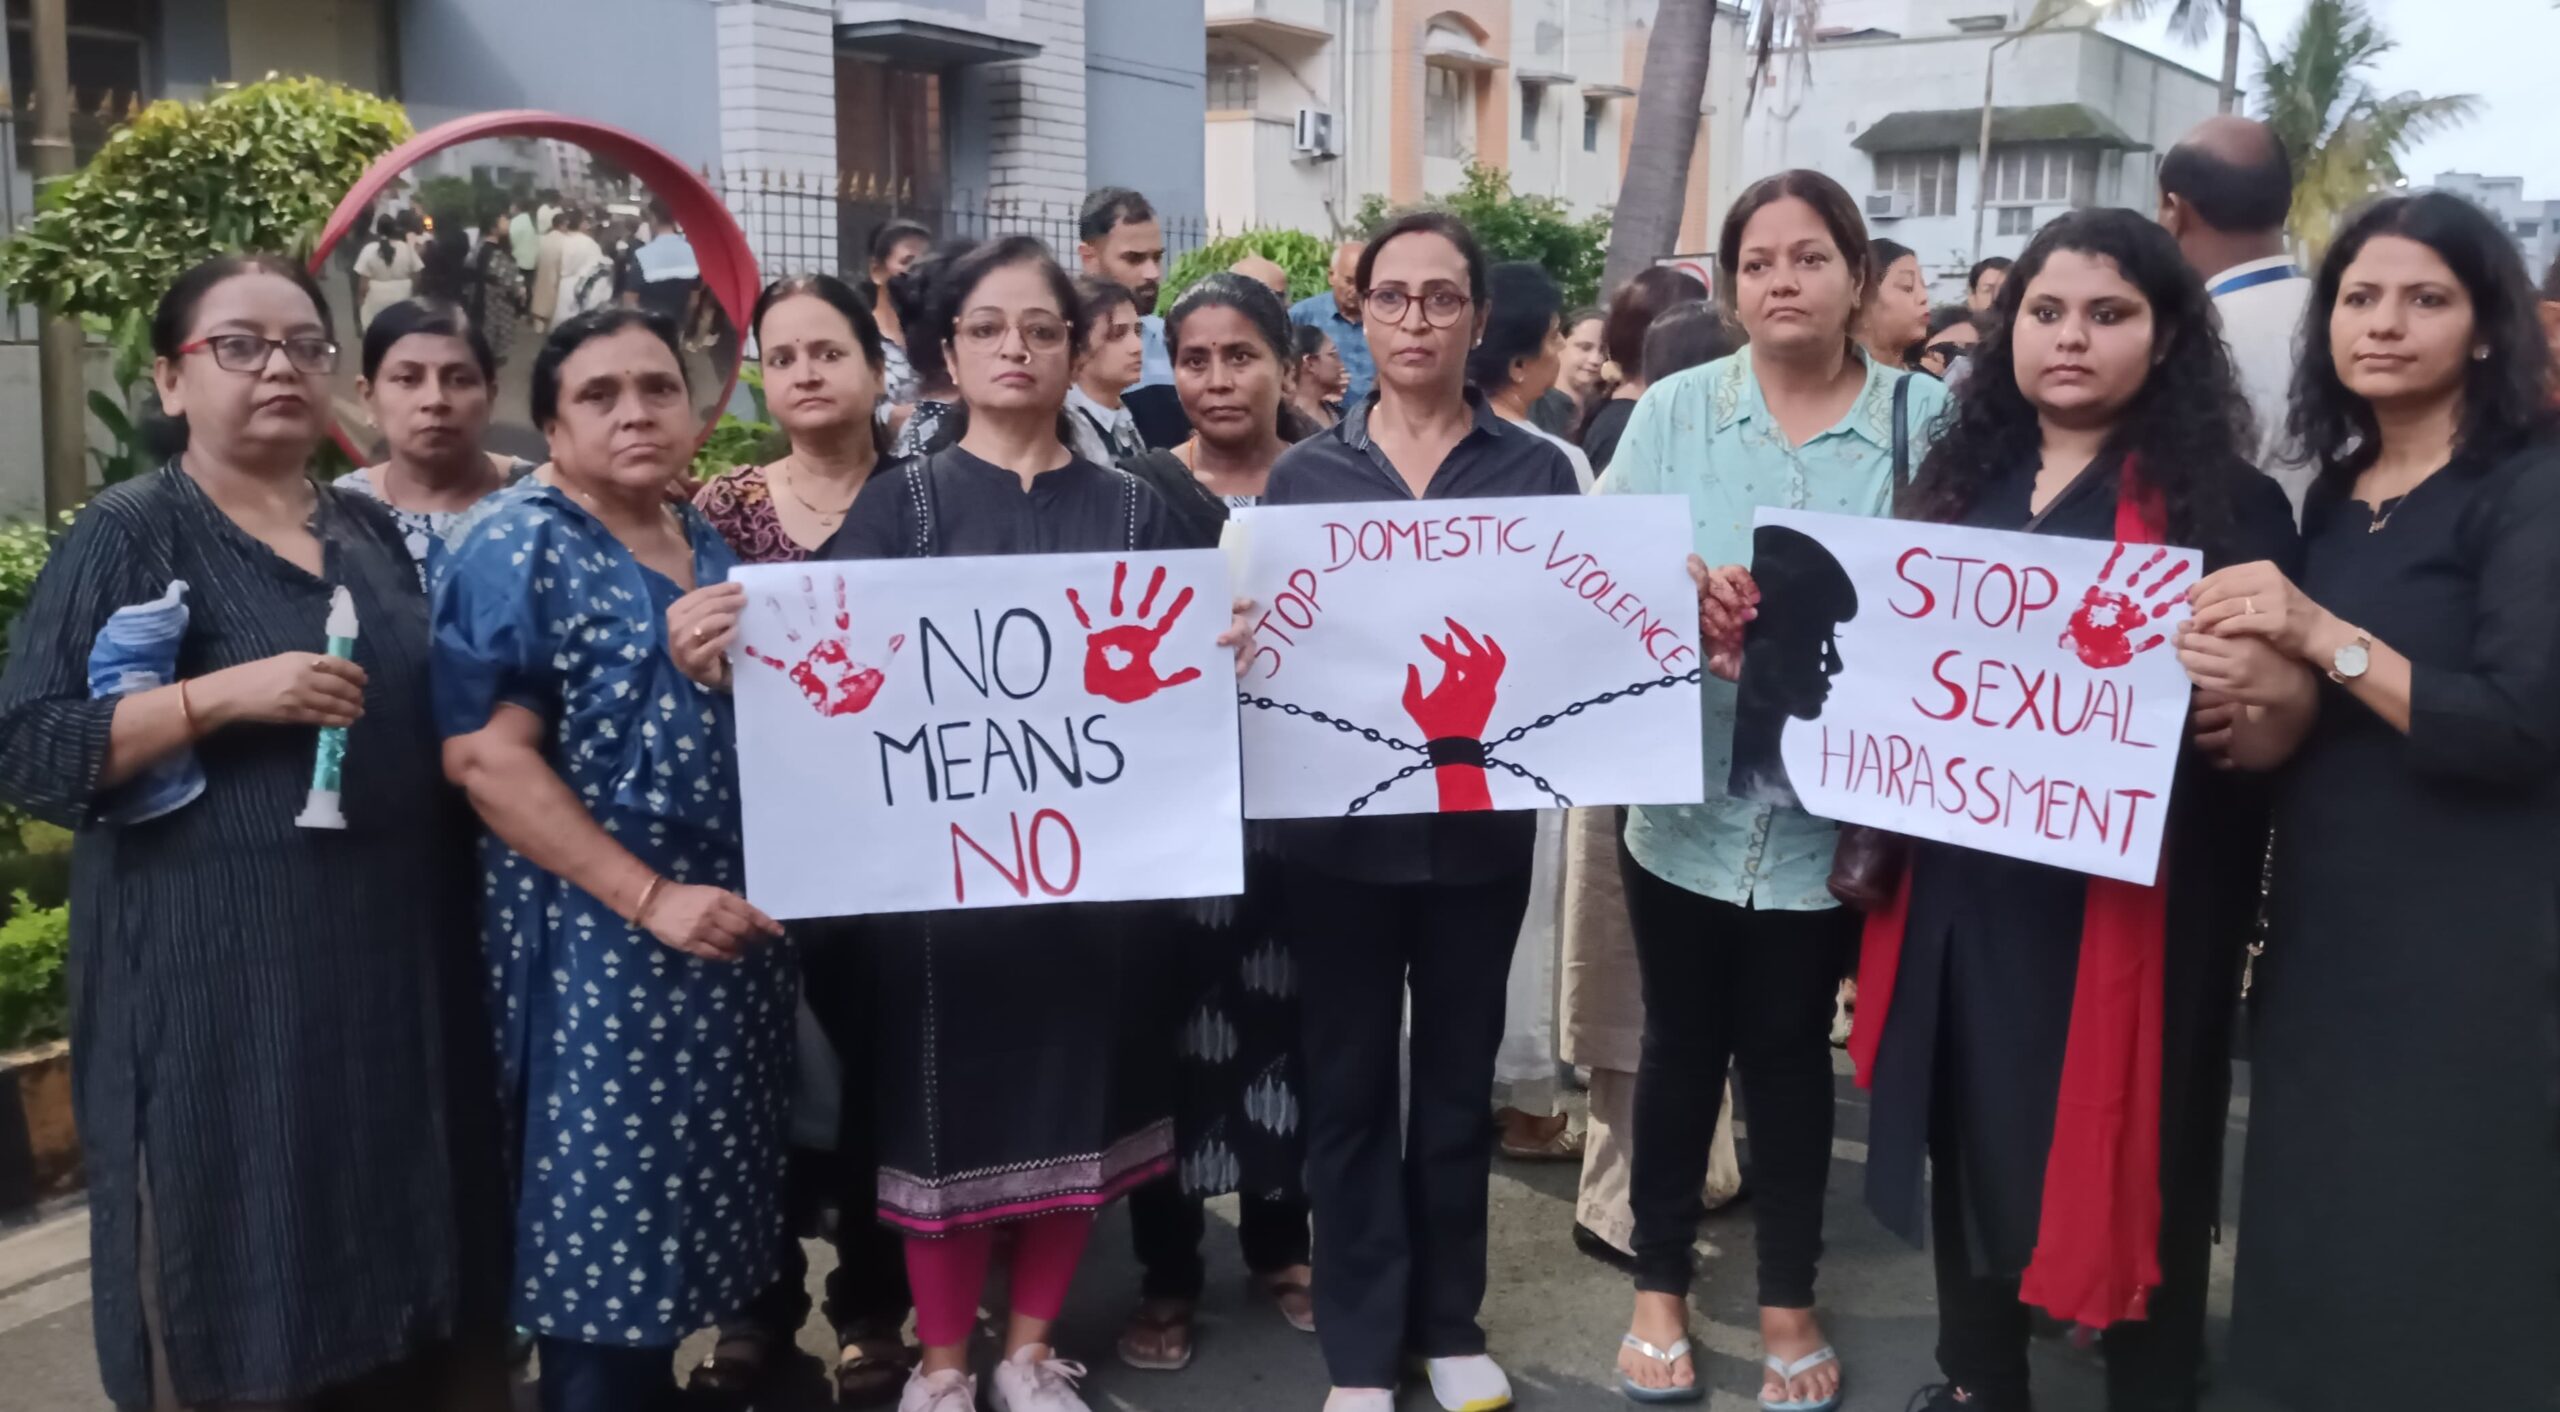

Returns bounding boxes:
[1617,1333,1703,1404]
[1761,1345,1844,1412]
[1115,1298,1196,1372]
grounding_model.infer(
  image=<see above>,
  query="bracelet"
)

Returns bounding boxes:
[176,679,199,738]
[629,875,668,931]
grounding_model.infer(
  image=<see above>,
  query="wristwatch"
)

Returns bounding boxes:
[2328,634,2372,684]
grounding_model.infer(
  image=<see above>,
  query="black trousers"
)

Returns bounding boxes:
[1619,841,1852,1306]
[1929,1056,2223,1412]
[1127,1175,1315,1300]
[1284,865,1531,1389]
[721,926,912,1344]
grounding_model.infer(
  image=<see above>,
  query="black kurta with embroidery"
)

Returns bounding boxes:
[0,466,494,1407]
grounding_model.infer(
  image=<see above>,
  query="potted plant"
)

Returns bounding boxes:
[0,884,73,1212]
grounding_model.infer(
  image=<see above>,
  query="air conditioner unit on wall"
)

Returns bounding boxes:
[1294,108,1338,159]
[1866,190,1914,220]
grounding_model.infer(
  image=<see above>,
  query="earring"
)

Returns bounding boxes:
[2473,345,2492,361]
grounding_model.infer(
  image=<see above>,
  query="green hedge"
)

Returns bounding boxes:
[1157,229,1334,314]
[0,891,67,1051]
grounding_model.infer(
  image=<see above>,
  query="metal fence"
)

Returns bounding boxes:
[709,170,1215,280]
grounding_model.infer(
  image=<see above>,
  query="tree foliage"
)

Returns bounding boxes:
[1356,163,1611,307]
[2254,0,2476,258]
[1157,228,1335,313]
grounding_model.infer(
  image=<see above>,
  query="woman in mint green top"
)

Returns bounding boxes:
[1596,170,1948,1411]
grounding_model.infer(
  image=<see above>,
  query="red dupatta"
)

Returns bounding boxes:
[1846,461,2170,1329]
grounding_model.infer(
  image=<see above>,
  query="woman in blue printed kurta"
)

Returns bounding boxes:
[434,307,793,1412]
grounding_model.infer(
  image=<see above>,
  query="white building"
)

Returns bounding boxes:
[1739,0,2218,299]
[2431,172,2560,284]
[1201,0,1750,251]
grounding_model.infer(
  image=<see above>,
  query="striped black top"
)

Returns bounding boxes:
[0,465,498,1406]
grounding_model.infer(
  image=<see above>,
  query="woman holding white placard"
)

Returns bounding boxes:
[1858,208,2299,1412]
[1596,169,1949,1411]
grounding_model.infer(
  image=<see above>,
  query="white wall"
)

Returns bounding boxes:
[225,0,388,90]
[983,0,1090,213]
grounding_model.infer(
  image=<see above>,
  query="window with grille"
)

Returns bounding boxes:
[1520,82,1542,146]
[1583,97,1604,153]
[1987,145,2096,206]
[1426,65,1466,158]
[1873,151,1959,218]
[1208,60,1260,111]
[1997,206,2035,237]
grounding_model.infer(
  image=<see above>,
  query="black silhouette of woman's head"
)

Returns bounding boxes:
[1742,524,1857,720]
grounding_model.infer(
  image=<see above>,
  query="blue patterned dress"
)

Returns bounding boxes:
[429,479,793,1348]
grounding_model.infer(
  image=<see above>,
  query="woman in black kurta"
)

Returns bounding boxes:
[0,256,501,1409]
[2188,194,2560,1412]
[1856,212,2305,1412]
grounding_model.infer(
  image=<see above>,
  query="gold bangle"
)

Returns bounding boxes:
[629,875,668,931]
[176,679,199,738]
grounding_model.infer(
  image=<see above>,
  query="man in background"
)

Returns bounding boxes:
[1232,254,1292,300]
[1079,186,1188,446]
[1291,241,1374,409]
[2160,114,2317,516]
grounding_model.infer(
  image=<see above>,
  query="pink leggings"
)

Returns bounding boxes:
[904,1211,1097,1348]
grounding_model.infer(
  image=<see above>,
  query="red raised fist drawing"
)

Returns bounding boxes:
[1068,561,1204,705]
[743,573,906,717]
[1402,618,1507,742]
[2060,542,2190,669]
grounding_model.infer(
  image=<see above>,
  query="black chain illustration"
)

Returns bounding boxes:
[1243,667,1704,814]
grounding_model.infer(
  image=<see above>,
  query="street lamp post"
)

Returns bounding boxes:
[1969,0,2116,267]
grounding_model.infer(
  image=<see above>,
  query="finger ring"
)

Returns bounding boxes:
[307,657,326,673]
[2246,597,2258,616]
[694,625,708,643]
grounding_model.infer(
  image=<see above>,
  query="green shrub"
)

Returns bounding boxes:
[0,514,70,670]
[690,364,781,480]
[1354,162,1611,307]
[0,76,413,487]
[1158,229,1334,313]
[0,891,69,1052]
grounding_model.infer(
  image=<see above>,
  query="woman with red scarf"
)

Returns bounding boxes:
[1849,211,2305,1412]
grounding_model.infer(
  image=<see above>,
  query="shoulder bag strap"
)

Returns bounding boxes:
[1890,372,1913,493]
[904,454,939,557]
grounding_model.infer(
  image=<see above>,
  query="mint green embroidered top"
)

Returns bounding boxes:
[1599,347,1950,910]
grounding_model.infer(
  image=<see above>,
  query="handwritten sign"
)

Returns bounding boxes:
[1232,496,1705,818]
[1731,509,2197,884]
[729,552,1243,918]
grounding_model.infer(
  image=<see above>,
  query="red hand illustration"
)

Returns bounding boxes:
[1068,561,1204,705]
[1401,618,1506,813]
[2060,542,2190,669]
[743,573,906,717]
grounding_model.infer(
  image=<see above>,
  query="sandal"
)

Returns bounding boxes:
[1761,1345,1843,1412]
[1496,1108,1586,1162]
[1115,1297,1197,1372]
[1254,1271,1317,1333]
[833,1326,919,1409]
[685,1328,823,1406]
[1617,1333,1703,1405]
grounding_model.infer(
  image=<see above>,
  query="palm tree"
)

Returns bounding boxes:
[2254,0,2477,257]
[1600,0,1721,293]
[2110,0,2247,112]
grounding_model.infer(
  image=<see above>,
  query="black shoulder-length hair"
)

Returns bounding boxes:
[531,307,687,427]
[2288,191,2554,486]
[1902,207,2251,553]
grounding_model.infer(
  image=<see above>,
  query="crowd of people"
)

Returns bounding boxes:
[4,108,2557,1412]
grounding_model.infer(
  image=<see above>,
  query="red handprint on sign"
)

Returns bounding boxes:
[743,573,906,717]
[1068,561,1204,705]
[1401,618,1507,813]
[2060,542,2191,669]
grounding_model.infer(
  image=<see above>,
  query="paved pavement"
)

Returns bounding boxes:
[0,1051,2260,1412]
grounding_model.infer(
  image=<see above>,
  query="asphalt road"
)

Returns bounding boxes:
[0,1051,2262,1412]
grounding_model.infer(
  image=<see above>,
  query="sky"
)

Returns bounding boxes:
[2102,0,2560,195]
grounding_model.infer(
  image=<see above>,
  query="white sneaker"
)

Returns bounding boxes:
[898,1366,978,1412]
[1323,1390,1397,1412]
[990,1344,1092,1412]
[1427,1354,1514,1411]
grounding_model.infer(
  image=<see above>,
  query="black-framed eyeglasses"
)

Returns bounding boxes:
[178,334,340,375]
[1363,287,1472,328]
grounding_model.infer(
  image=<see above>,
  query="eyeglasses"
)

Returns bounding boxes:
[1363,287,1472,328]
[955,316,1072,354]
[178,334,341,375]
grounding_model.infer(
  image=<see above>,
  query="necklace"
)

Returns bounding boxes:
[774,456,864,522]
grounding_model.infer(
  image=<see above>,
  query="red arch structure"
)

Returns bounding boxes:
[310,110,760,454]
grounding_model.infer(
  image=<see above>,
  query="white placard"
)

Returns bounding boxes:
[1232,496,1706,818]
[1733,508,2198,884]
[730,551,1244,918]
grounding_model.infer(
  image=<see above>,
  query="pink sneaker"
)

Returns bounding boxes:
[990,1344,1092,1412]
